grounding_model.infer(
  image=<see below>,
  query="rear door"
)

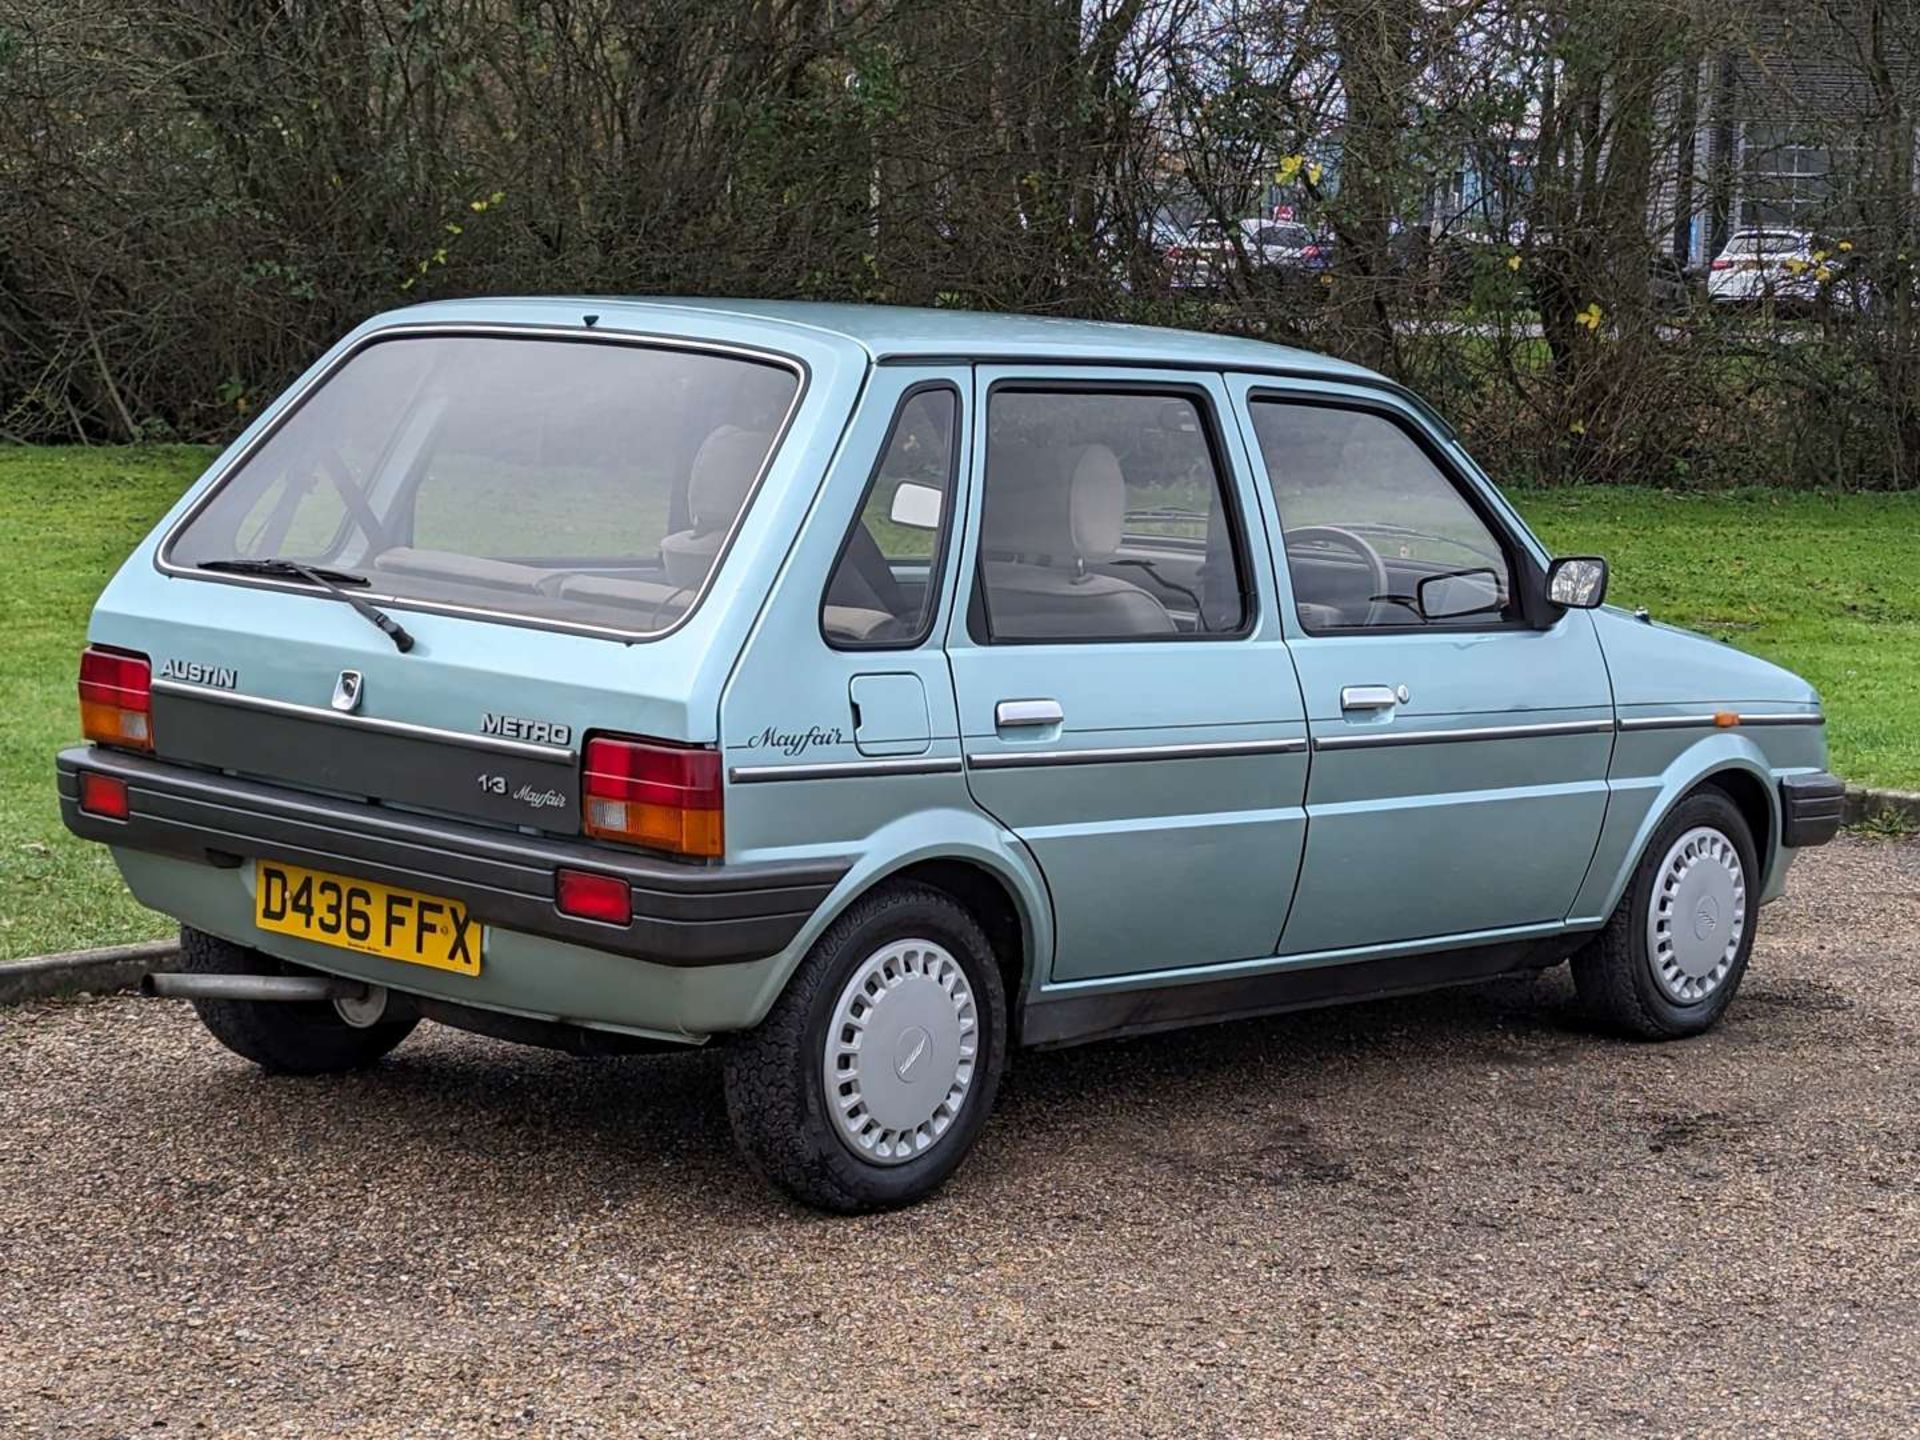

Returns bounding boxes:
[946,367,1309,983]
[1230,379,1614,955]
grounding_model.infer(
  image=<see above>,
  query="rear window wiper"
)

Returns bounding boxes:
[197,557,416,653]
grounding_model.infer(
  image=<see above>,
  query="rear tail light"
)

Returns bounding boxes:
[78,771,130,820]
[79,645,153,751]
[555,868,633,925]
[582,735,723,858]
[1710,258,1733,271]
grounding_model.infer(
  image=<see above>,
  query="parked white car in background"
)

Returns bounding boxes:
[1166,218,1327,291]
[1709,229,1865,309]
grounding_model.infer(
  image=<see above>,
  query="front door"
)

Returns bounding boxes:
[1231,381,1614,955]
[947,369,1309,983]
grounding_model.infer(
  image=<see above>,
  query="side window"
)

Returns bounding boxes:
[1249,400,1517,632]
[977,389,1249,642]
[821,386,959,648]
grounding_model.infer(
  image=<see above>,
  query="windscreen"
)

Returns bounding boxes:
[1726,232,1805,255]
[166,334,801,635]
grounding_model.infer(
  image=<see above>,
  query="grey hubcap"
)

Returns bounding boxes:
[823,939,978,1166]
[1646,826,1746,1004]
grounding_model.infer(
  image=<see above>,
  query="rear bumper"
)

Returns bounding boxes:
[57,746,844,967]
[1779,771,1845,850]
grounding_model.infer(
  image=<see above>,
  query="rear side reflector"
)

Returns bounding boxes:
[79,645,153,751]
[555,868,633,926]
[78,771,130,820]
[582,735,724,858]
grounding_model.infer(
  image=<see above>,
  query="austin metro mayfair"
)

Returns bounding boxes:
[57,299,1844,1211]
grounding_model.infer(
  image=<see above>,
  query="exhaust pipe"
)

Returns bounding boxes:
[141,972,370,1004]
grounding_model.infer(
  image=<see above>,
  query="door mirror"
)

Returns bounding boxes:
[1416,567,1504,621]
[888,481,943,531]
[1546,555,1609,609]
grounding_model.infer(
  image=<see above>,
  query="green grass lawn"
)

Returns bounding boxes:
[1,444,1915,961]
[2,447,214,960]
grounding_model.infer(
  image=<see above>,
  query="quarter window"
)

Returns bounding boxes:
[1249,401,1516,632]
[821,386,960,648]
[977,390,1248,642]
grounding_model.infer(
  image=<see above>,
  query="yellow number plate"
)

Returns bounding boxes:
[255,861,481,975]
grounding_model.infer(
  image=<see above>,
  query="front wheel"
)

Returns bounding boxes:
[722,883,1007,1213]
[1571,788,1760,1039]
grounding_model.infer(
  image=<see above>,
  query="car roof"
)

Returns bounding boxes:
[384,295,1385,385]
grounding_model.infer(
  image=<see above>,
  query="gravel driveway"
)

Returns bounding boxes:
[2,837,1916,1438]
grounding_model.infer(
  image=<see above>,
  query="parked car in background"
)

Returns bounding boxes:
[59,299,1842,1212]
[1707,229,1867,309]
[1166,218,1327,291]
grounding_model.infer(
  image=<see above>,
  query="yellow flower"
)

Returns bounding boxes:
[1812,249,1829,263]
[1305,162,1324,186]
[1569,419,1588,436]
[1275,154,1304,184]
[1576,302,1604,332]
[1815,267,1833,283]
[1838,240,1854,253]
[1507,254,1522,271]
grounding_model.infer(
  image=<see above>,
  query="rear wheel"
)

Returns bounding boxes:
[1571,789,1759,1039]
[722,883,1006,1213]
[175,926,418,1074]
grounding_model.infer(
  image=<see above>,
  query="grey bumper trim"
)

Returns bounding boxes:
[57,747,845,967]
[1779,771,1845,849]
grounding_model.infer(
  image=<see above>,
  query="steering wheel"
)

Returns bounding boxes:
[1284,525,1393,628]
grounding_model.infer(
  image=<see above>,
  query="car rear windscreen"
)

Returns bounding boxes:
[1726,232,1805,255]
[164,334,801,635]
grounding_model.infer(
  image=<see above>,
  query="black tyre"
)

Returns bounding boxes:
[722,883,1007,1213]
[1571,788,1760,1039]
[176,926,417,1074]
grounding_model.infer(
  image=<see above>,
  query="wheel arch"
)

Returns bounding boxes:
[1572,736,1783,925]
[734,813,1054,1037]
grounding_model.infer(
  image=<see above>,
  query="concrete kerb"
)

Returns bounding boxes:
[0,938,179,1006]
[1844,785,1920,830]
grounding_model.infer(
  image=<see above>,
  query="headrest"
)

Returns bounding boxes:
[982,443,1126,563]
[686,427,772,533]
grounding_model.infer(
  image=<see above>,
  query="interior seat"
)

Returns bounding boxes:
[980,442,1175,640]
[370,547,553,592]
[659,427,771,589]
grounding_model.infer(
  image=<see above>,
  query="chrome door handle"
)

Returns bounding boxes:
[1340,685,1402,712]
[996,698,1064,728]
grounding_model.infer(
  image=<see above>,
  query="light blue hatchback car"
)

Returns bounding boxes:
[59,299,1843,1210]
